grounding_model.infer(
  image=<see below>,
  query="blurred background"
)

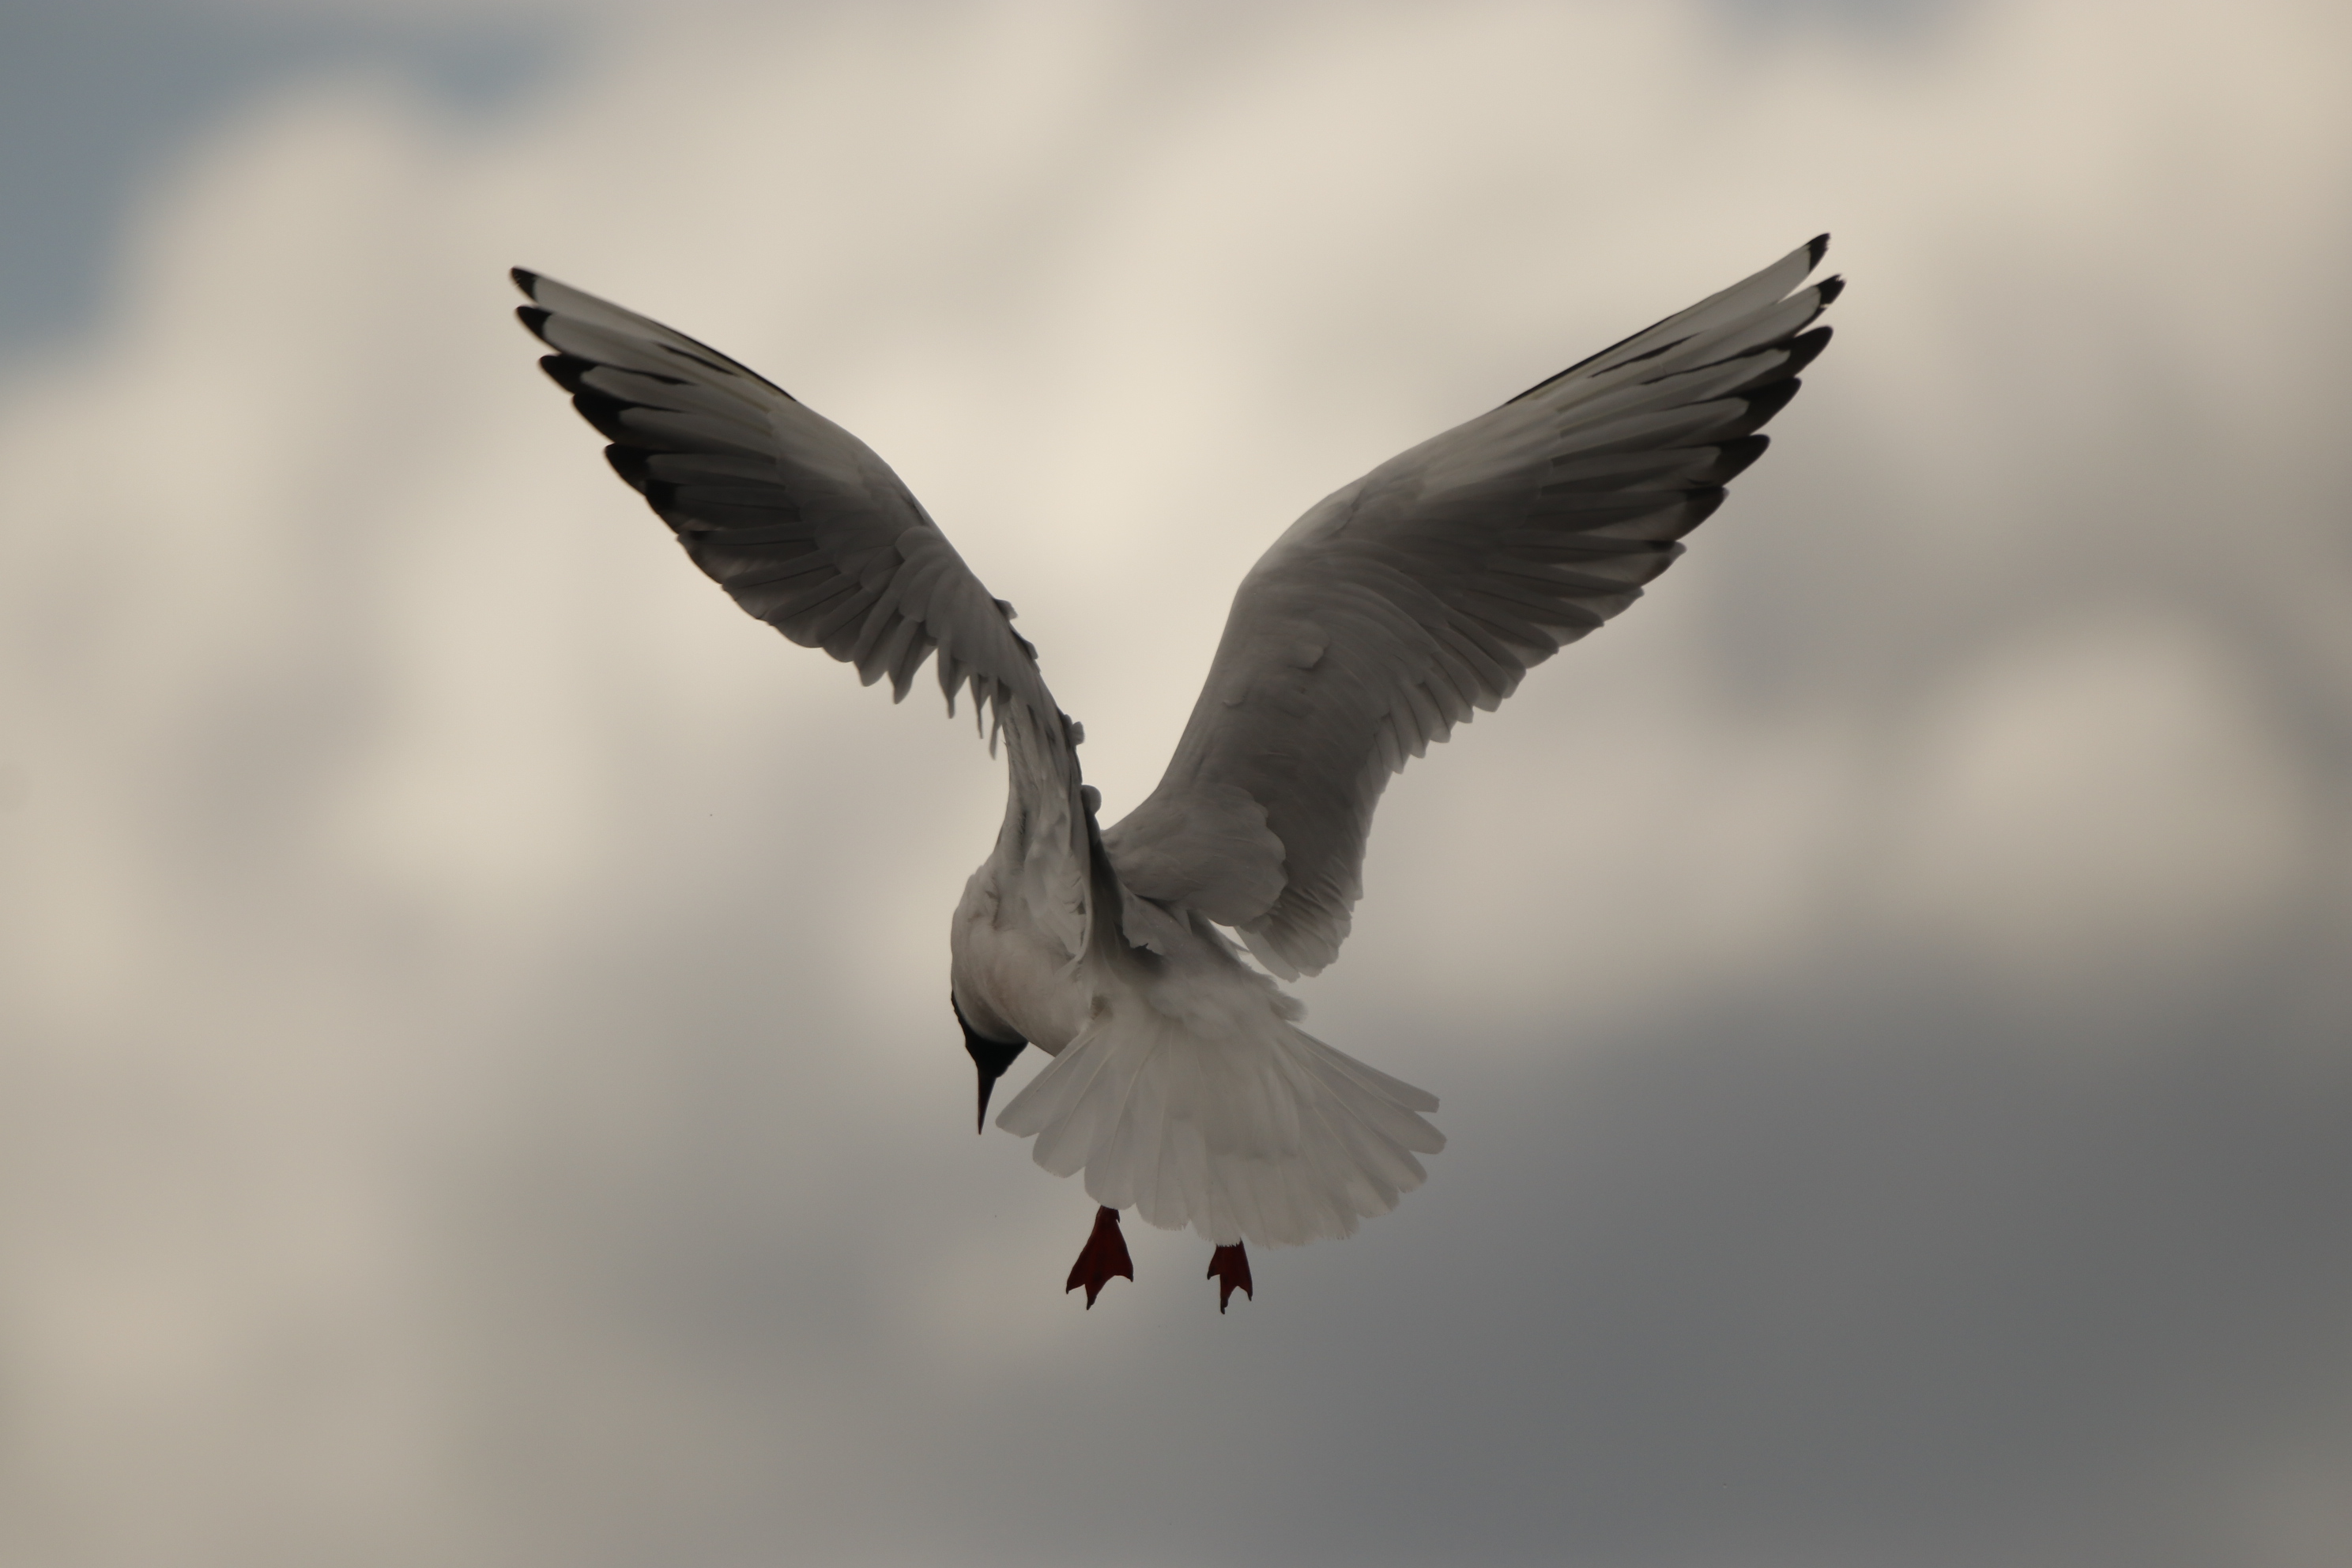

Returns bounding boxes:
[2,1,2347,1564]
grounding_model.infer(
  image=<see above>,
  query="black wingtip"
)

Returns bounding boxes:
[515,303,553,345]
[1781,324,1834,378]
[511,266,539,296]
[567,383,643,445]
[1736,378,1804,434]
[1708,432,1771,484]
[538,351,592,395]
[603,443,652,492]
[1807,233,1830,267]
[1815,274,1845,307]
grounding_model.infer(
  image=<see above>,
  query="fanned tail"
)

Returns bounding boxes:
[995,998,1443,1249]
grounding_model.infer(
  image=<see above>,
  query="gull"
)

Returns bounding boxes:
[512,236,1839,1312]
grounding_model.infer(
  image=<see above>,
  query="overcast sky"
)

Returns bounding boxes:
[2,2,2348,1566]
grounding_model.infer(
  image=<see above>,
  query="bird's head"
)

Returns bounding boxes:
[952,992,1028,1134]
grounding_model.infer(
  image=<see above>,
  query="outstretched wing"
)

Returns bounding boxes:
[513,270,1054,724]
[1103,236,1841,978]
[513,270,1091,954]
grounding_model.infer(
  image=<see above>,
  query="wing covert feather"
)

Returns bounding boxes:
[1103,238,1841,978]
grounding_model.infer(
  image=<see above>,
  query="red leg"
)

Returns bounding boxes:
[1065,1205,1134,1308]
[1207,1241,1253,1313]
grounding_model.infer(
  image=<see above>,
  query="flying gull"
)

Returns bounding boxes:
[512,237,1839,1312]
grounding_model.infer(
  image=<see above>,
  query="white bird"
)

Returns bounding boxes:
[513,237,1839,1311]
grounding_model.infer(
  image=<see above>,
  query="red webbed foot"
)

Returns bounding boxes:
[1207,1241,1253,1313]
[1065,1205,1134,1308]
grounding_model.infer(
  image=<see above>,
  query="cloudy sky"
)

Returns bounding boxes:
[2,2,2347,1564]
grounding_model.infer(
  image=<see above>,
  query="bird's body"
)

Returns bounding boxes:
[937,672,1447,1255]
[514,236,1840,1305]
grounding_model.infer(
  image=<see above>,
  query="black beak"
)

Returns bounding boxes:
[953,993,1028,1135]
[974,1059,1007,1133]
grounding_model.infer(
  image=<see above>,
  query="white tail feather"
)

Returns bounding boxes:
[996,992,1443,1248]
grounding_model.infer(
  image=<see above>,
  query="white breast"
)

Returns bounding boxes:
[948,863,1091,1054]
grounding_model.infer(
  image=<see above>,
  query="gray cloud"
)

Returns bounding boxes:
[0,0,558,364]
[1,2,2346,1566]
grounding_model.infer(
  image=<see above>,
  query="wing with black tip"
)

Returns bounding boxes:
[512,270,1092,956]
[511,269,1057,733]
[1102,237,1841,978]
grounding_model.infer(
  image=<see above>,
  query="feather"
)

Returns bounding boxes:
[998,958,1442,1247]
[1104,237,1837,976]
